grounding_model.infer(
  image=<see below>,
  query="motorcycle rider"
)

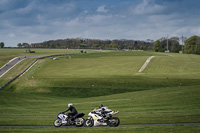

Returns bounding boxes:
[60,103,78,119]
[97,104,112,118]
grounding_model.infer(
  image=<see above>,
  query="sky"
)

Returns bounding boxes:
[0,0,200,47]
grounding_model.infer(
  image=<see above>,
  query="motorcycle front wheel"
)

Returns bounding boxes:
[75,118,85,127]
[84,118,94,127]
[54,119,62,127]
[107,117,120,127]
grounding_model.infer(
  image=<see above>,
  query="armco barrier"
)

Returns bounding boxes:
[0,54,75,90]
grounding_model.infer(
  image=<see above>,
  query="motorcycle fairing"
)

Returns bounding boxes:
[58,114,65,121]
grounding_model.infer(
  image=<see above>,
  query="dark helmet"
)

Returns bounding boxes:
[99,104,104,108]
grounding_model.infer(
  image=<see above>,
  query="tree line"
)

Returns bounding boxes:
[184,35,200,54]
[0,42,5,48]
[153,37,181,53]
[6,35,199,55]
[30,38,154,50]
[153,35,200,55]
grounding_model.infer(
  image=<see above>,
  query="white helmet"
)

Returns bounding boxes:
[68,103,73,108]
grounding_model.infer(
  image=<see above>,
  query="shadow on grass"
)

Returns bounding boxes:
[5,77,199,98]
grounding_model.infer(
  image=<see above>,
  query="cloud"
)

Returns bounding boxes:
[130,0,165,15]
[85,14,113,25]
[190,27,200,35]
[16,1,36,15]
[97,5,108,13]
[0,0,200,46]
[8,33,16,38]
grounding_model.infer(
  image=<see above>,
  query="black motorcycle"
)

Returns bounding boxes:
[54,112,85,127]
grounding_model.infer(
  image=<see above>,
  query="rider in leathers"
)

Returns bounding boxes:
[97,104,112,117]
[61,103,78,118]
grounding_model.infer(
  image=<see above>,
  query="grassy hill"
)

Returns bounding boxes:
[0,48,92,68]
[0,50,200,132]
[6,51,200,97]
[6,51,167,97]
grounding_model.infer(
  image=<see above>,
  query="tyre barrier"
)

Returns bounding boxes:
[0,54,76,90]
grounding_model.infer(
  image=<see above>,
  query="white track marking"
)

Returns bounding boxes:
[20,60,38,77]
[0,57,18,70]
[0,55,46,78]
[138,56,155,73]
[0,58,26,78]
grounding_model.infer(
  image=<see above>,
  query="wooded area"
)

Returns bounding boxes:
[1,35,198,54]
[184,35,200,54]
[30,38,154,50]
[153,35,200,54]
[153,37,181,53]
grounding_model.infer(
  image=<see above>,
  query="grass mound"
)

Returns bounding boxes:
[0,85,200,126]
[0,50,200,132]
[6,51,200,98]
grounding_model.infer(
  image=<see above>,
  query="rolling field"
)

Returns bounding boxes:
[0,49,94,87]
[0,49,200,132]
[0,48,94,68]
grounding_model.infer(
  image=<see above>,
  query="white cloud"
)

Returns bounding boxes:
[8,33,16,38]
[97,5,108,13]
[191,27,200,35]
[65,17,81,27]
[1,0,200,47]
[83,10,88,14]
[16,1,36,15]
[131,0,165,15]
[85,14,112,24]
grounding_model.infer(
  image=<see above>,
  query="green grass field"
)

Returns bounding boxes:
[0,49,200,132]
[0,48,94,68]
[0,49,94,87]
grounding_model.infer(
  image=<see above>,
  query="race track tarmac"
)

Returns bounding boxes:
[0,55,46,78]
[0,123,200,128]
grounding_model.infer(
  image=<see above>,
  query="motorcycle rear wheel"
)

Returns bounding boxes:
[108,117,120,127]
[54,119,62,127]
[75,118,85,127]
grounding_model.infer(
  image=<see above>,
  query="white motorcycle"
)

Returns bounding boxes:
[54,112,85,127]
[85,108,120,127]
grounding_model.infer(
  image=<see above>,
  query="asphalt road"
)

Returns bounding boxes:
[0,55,46,78]
[0,123,199,128]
